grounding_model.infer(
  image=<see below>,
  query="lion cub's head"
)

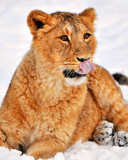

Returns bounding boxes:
[27,8,97,86]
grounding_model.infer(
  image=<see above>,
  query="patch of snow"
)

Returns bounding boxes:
[1,141,128,160]
[120,85,128,100]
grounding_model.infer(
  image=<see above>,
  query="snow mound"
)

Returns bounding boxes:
[1,141,128,160]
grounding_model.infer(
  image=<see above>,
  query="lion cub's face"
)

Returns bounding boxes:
[27,8,97,85]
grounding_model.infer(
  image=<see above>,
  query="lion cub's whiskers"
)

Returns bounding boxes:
[51,65,65,73]
[43,62,64,67]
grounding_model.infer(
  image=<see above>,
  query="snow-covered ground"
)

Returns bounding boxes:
[1,141,128,160]
[0,0,128,159]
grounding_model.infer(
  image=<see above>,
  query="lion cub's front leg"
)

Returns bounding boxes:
[113,131,128,147]
[93,120,128,147]
[0,129,11,149]
[26,137,66,160]
[93,120,114,145]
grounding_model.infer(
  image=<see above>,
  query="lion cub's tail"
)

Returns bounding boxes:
[113,73,128,85]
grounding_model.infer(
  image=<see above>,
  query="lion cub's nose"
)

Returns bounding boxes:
[77,57,90,62]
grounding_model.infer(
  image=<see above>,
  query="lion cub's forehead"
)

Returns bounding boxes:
[52,12,87,33]
[61,24,86,39]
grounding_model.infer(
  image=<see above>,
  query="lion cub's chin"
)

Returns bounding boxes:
[64,76,87,86]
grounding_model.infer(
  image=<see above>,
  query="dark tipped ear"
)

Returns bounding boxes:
[79,8,96,23]
[27,10,56,36]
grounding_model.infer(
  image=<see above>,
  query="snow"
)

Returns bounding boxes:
[1,141,128,160]
[0,0,128,159]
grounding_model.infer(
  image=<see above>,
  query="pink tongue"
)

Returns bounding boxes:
[78,60,95,75]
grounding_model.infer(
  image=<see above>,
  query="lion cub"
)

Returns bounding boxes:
[0,8,128,159]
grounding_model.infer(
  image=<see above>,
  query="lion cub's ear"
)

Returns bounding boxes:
[27,10,57,36]
[79,8,96,24]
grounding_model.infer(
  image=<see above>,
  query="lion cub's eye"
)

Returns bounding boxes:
[59,35,69,42]
[84,33,91,40]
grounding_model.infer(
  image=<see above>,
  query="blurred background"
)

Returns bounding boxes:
[0,0,128,104]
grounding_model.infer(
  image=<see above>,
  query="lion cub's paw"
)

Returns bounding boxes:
[93,121,114,145]
[113,131,128,147]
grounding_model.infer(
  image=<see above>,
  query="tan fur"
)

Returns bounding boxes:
[0,8,128,159]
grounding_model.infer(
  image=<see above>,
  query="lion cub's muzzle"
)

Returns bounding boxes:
[63,69,86,78]
[63,59,95,78]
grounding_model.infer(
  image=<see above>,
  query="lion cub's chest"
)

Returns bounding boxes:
[21,74,87,146]
[27,86,87,144]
